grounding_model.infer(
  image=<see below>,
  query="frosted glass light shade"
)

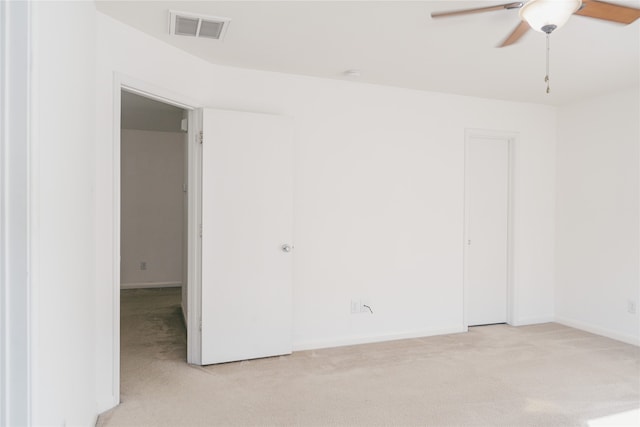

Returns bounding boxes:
[520,0,582,33]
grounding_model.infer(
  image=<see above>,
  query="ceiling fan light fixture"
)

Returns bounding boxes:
[520,0,582,33]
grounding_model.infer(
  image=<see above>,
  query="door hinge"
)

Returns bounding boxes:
[199,224,202,237]
[199,131,203,144]
[199,317,202,331]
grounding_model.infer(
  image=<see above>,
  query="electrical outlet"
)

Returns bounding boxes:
[360,299,373,314]
[627,300,637,315]
[350,300,359,314]
[140,261,147,271]
[351,299,374,315]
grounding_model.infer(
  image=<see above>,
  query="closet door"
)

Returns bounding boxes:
[465,135,509,326]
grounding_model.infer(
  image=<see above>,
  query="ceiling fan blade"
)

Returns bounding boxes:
[431,2,524,19]
[499,20,531,47]
[575,0,640,24]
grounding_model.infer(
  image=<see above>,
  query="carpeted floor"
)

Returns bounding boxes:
[97,287,640,426]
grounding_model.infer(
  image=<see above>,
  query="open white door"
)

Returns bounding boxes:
[199,109,293,365]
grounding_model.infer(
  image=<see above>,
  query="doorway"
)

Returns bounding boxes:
[111,82,293,404]
[464,130,514,327]
[111,78,202,406]
[120,91,187,293]
[119,89,189,384]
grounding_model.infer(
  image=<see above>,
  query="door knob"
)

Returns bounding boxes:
[281,244,293,253]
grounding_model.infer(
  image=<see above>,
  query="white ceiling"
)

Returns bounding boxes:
[96,1,640,105]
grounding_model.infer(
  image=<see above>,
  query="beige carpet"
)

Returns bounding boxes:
[97,288,640,426]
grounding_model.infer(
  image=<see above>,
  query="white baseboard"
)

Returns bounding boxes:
[510,315,555,326]
[292,326,466,352]
[555,316,640,347]
[120,281,182,289]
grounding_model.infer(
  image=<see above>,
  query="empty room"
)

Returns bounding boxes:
[1,1,638,426]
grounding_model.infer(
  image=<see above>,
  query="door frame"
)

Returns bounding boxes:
[111,74,203,403]
[1,1,33,425]
[463,129,517,329]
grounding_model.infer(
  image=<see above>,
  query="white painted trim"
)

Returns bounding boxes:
[1,3,7,422]
[463,129,518,329]
[120,282,182,289]
[110,73,202,409]
[110,76,122,411]
[462,132,470,328]
[27,2,40,422]
[510,316,555,326]
[292,327,466,352]
[507,136,517,326]
[118,74,198,111]
[188,108,203,365]
[1,2,33,425]
[555,317,640,347]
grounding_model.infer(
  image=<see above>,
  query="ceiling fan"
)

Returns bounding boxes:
[431,0,640,47]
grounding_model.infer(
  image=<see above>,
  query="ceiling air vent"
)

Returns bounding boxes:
[169,10,230,41]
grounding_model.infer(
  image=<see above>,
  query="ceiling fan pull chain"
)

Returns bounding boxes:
[545,33,551,94]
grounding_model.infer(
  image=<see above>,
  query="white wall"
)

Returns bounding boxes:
[30,1,98,425]
[96,11,557,410]
[556,87,640,345]
[120,129,185,288]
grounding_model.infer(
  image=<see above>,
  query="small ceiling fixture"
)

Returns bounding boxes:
[169,10,231,41]
[343,69,361,78]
